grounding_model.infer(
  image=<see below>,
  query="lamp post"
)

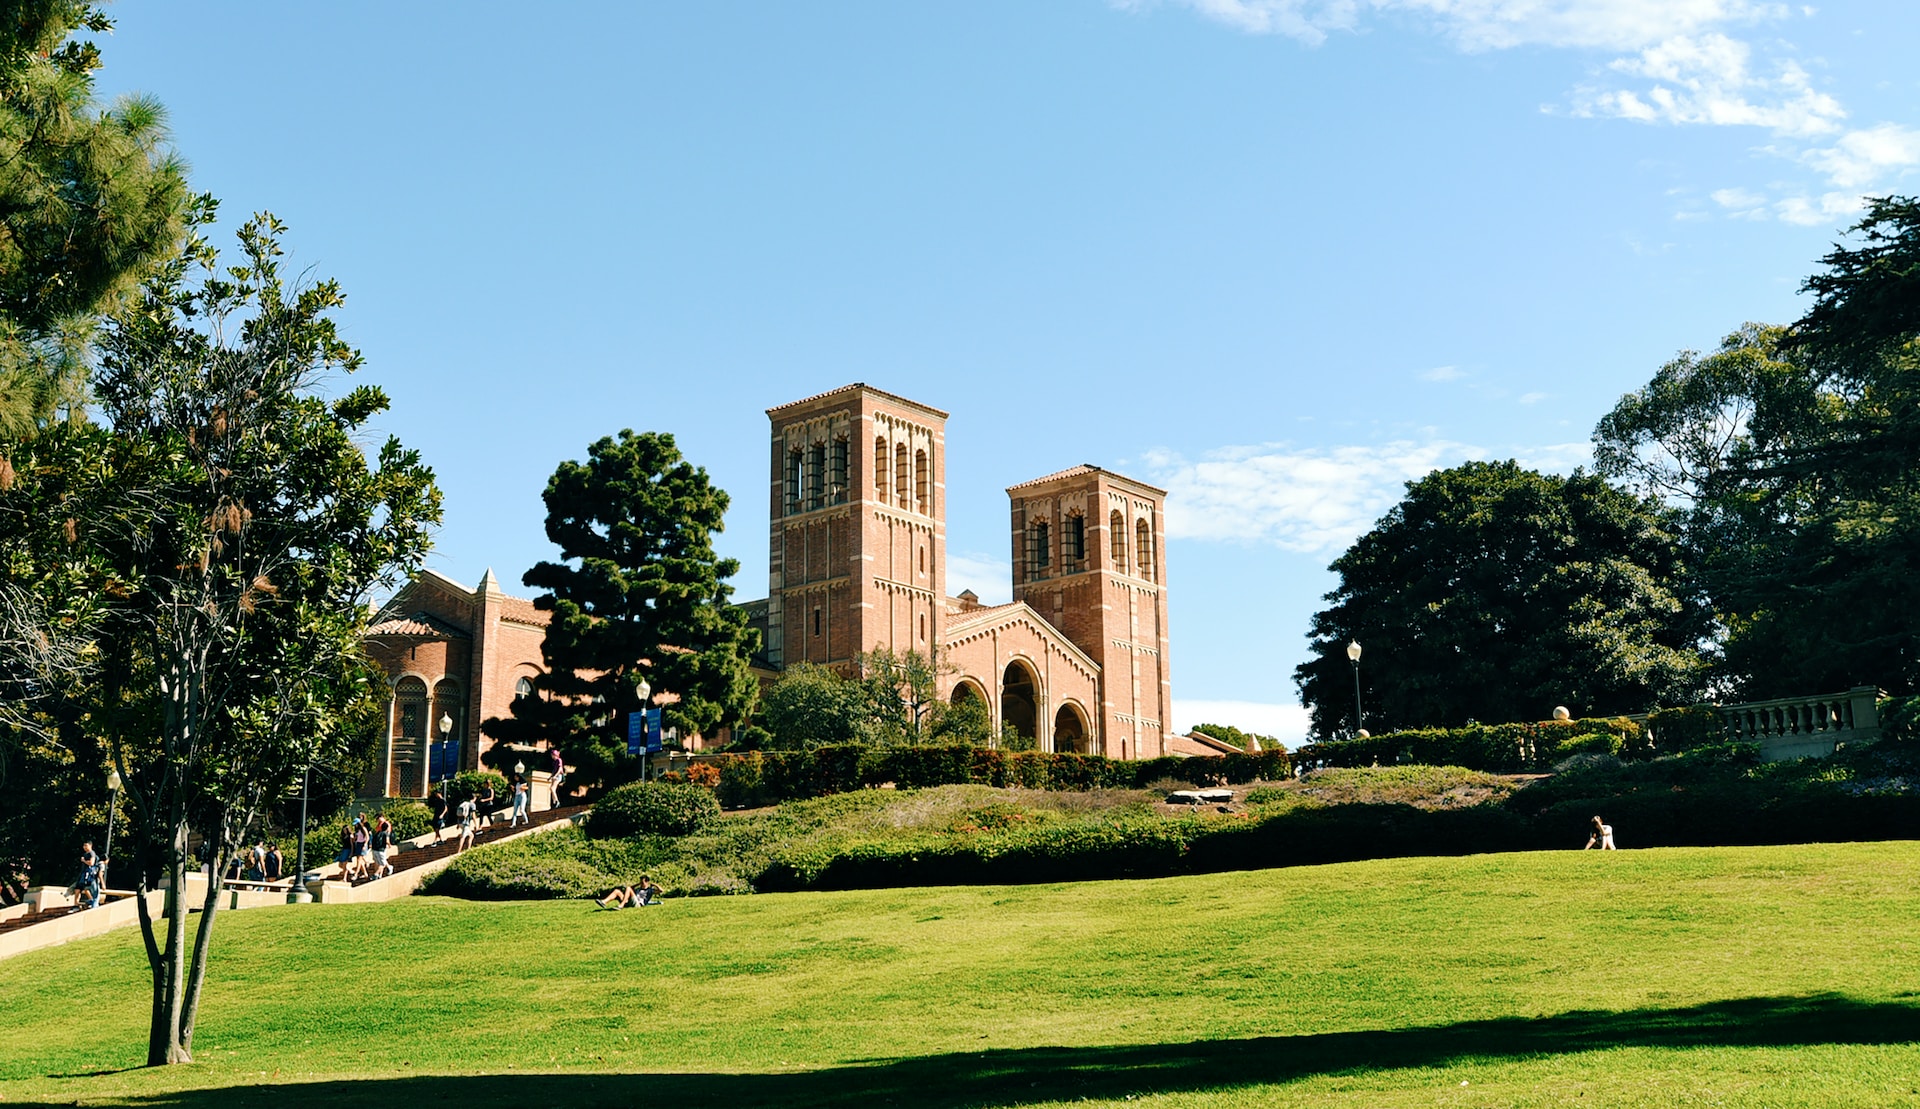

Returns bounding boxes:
[438,712,454,794]
[102,768,121,892]
[288,764,313,903]
[1346,640,1364,737]
[635,678,652,781]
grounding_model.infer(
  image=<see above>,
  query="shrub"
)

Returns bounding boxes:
[445,770,509,806]
[1878,696,1920,743]
[1295,717,1641,774]
[1646,705,1727,752]
[686,761,722,787]
[588,781,721,838]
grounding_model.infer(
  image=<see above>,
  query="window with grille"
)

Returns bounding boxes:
[1028,520,1051,579]
[873,438,888,503]
[915,449,929,514]
[1109,510,1127,573]
[1137,519,1153,582]
[1063,513,1085,570]
[807,441,827,510]
[831,437,849,503]
[785,449,802,515]
[895,444,909,508]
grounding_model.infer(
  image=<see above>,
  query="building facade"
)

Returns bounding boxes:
[360,381,1179,797]
[752,383,1173,758]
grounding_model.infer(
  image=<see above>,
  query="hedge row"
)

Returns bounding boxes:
[711,745,1295,808]
[1292,717,1647,774]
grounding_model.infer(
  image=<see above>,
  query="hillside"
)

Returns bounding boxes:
[5,841,1920,1107]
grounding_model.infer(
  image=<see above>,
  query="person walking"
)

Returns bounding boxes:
[335,823,357,880]
[369,817,395,878]
[69,842,102,909]
[351,817,372,879]
[1583,815,1617,850]
[549,745,566,808]
[476,779,498,829]
[509,777,531,827]
[264,844,284,883]
[428,789,449,843]
[455,795,477,853]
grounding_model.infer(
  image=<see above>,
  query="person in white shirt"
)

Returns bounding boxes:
[1583,815,1616,850]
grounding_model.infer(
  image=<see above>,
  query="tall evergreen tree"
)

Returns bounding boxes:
[0,2,191,430]
[484,431,759,788]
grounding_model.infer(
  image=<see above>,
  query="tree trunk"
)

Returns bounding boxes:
[144,819,193,1065]
[176,840,227,1058]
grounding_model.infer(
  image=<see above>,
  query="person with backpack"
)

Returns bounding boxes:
[369,817,395,878]
[455,795,477,853]
[428,789,449,843]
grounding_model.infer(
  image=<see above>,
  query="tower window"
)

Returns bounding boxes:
[813,607,822,637]
[785,448,802,515]
[1063,513,1085,570]
[1137,518,1153,582]
[1028,519,1050,579]
[830,436,849,504]
[919,613,926,641]
[915,449,929,514]
[895,443,909,508]
[807,441,827,510]
[873,437,889,504]
[1109,510,1127,573]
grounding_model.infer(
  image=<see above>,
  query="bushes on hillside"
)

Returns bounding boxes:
[588,781,722,838]
[1294,718,1645,774]
[710,744,1295,809]
[1644,705,1726,752]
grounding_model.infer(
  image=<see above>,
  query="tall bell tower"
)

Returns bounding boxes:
[1007,466,1171,758]
[765,385,947,672]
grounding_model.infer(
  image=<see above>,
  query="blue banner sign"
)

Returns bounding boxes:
[646,708,664,753]
[627,710,646,756]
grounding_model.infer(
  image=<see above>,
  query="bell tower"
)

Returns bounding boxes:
[765,384,947,671]
[1007,466,1170,758]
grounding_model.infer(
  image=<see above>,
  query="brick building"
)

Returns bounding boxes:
[360,381,1178,798]
[749,383,1173,758]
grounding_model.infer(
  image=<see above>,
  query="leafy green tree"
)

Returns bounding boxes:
[930,692,994,746]
[855,646,953,744]
[484,431,759,789]
[1293,461,1708,737]
[30,212,441,1065]
[759,661,872,750]
[1190,722,1284,752]
[0,2,190,431]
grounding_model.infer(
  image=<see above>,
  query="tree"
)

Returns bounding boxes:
[1293,461,1708,737]
[1190,722,1284,752]
[13,212,440,1065]
[484,431,759,788]
[759,662,873,749]
[855,646,954,744]
[0,2,190,431]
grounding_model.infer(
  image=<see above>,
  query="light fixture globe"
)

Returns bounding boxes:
[1346,641,1362,662]
[107,768,122,791]
[1552,706,1571,721]
[438,712,453,736]
[636,678,652,704]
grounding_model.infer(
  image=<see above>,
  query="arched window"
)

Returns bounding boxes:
[1136,518,1153,582]
[895,443,909,508]
[1027,519,1050,578]
[919,613,926,641]
[392,677,428,797]
[807,441,827,510]
[873,437,889,503]
[785,448,802,515]
[1109,510,1127,574]
[830,436,849,503]
[1063,513,1085,570]
[914,449,929,514]
[514,677,534,701]
[432,679,463,744]
[918,545,925,574]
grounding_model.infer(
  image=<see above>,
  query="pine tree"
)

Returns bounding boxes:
[484,431,759,788]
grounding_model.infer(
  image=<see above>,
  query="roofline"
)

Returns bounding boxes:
[943,600,1102,675]
[766,383,950,421]
[1005,464,1168,497]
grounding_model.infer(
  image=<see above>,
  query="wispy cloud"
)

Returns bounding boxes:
[1122,0,1914,226]
[1145,436,1592,556]
[946,551,1012,605]
[1420,364,1465,382]
[1145,438,1481,554]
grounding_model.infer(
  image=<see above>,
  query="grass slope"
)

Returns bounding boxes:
[5,842,1920,1107]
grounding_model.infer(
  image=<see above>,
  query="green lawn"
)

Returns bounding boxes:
[6,842,1920,1107]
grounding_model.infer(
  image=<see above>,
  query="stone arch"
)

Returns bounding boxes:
[391,676,428,797]
[1053,702,1090,755]
[950,678,989,706]
[1001,658,1040,743]
[431,677,464,783]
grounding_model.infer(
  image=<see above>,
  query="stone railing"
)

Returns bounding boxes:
[1636,685,1883,761]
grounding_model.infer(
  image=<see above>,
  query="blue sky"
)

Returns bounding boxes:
[95,1,1920,741]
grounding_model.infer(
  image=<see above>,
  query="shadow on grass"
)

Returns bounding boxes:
[42,994,1920,1109]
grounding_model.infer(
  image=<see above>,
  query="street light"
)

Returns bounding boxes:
[102,768,121,893]
[635,678,652,781]
[1346,640,1364,737]
[288,764,313,903]
[438,712,454,793]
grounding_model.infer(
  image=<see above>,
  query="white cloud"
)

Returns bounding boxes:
[1513,441,1591,471]
[1576,34,1844,138]
[1145,438,1482,554]
[1518,390,1549,405]
[1420,364,1465,382]
[1773,190,1866,225]
[1124,0,1786,51]
[1172,698,1314,743]
[946,552,1011,605]
[1802,122,1920,188]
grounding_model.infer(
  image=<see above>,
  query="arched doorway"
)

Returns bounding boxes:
[1053,704,1089,754]
[1001,660,1038,744]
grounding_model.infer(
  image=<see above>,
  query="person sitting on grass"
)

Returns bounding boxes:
[1583,815,1617,851]
[596,876,660,910]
